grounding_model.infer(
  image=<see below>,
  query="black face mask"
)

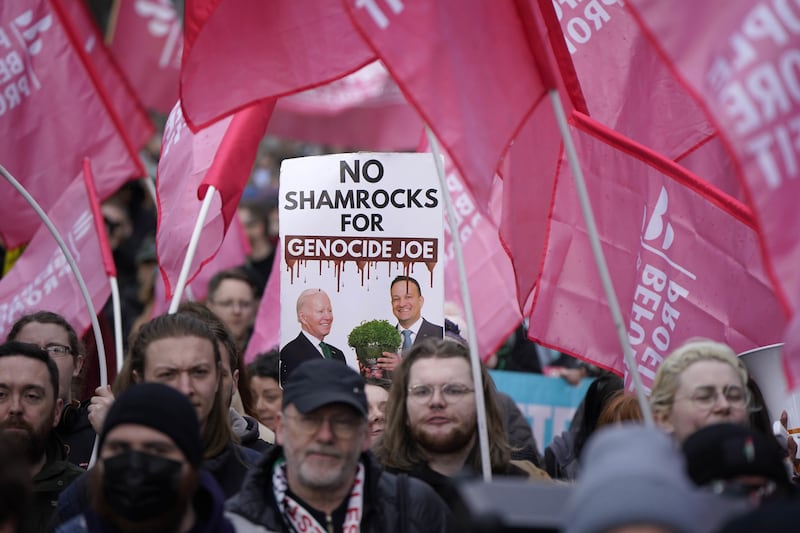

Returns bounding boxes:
[102,450,183,520]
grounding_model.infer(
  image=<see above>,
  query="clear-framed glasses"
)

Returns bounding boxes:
[284,413,363,439]
[211,300,255,311]
[407,383,474,404]
[677,384,749,410]
[44,344,72,358]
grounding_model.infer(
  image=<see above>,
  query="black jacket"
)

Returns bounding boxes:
[54,441,262,525]
[279,332,346,386]
[411,318,443,346]
[227,446,454,532]
[22,436,84,533]
[54,471,236,533]
[57,400,95,469]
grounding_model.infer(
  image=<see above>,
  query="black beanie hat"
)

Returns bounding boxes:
[100,383,203,467]
[683,423,790,489]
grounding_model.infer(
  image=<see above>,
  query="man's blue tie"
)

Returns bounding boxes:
[401,329,413,351]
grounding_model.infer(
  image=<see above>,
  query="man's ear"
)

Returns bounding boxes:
[52,398,63,428]
[73,355,85,377]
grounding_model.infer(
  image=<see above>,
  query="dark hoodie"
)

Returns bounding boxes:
[54,470,236,533]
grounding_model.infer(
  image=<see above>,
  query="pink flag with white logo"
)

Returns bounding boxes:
[56,0,154,149]
[181,0,373,130]
[108,0,181,114]
[0,169,110,339]
[244,240,282,364]
[528,118,785,393]
[0,0,144,248]
[344,0,551,210]
[156,99,271,300]
[269,60,422,150]
[626,0,800,386]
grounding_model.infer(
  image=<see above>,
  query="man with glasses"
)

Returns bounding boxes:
[8,311,94,468]
[206,268,259,353]
[227,358,454,532]
[374,338,546,508]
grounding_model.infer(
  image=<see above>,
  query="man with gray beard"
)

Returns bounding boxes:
[0,341,83,532]
[227,359,453,532]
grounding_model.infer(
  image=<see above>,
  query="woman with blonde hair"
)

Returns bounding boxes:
[650,339,749,442]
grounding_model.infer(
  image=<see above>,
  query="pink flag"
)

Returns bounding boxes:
[0,170,110,339]
[344,0,551,209]
[0,0,144,248]
[268,61,422,150]
[82,158,116,278]
[243,240,282,365]
[55,0,154,149]
[548,1,749,204]
[528,117,785,393]
[107,0,181,114]
[626,0,800,386]
[156,99,272,300]
[418,140,522,360]
[181,0,374,130]
[151,216,249,317]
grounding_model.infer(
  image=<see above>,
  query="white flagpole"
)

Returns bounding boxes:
[168,185,216,313]
[109,275,124,372]
[426,128,492,481]
[1,160,111,465]
[0,163,109,392]
[545,90,654,426]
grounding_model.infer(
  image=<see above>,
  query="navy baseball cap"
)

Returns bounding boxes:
[282,359,367,417]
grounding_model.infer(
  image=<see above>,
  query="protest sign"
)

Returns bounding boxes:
[279,153,444,374]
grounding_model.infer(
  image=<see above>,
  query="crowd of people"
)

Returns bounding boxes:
[0,143,796,532]
[1,283,798,532]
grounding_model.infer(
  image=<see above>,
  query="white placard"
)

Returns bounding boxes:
[279,153,445,369]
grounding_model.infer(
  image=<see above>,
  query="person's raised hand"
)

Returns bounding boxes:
[88,385,115,433]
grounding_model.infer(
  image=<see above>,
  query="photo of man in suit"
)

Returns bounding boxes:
[378,275,443,373]
[280,288,346,386]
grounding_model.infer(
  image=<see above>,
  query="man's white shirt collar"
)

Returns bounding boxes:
[302,330,325,355]
[398,317,424,335]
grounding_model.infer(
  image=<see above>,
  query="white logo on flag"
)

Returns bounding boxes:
[135,0,182,68]
[355,0,405,30]
[13,11,52,56]
[643,187,674,251]
[68,210,92,261]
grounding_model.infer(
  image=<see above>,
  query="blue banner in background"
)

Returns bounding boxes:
[489,370,592,454]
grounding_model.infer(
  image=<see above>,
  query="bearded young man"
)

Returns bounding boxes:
[374,339,549,508]
[0,340,83,532]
